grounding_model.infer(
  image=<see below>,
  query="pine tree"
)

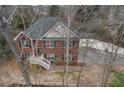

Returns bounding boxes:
[48,5,59,16]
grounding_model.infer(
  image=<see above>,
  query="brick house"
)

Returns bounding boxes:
[14,17,80,66]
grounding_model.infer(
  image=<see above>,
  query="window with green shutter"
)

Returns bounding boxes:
[62,41,64,48]
[45,40,54,48]
[63,41,74,48]
[64,54,72,62]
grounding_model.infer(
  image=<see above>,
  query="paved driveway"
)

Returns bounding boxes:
[78,47,124,65]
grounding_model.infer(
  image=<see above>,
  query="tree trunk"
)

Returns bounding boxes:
[0,17,31,86]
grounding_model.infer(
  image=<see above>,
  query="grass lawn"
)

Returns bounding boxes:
[110,71,124,87]
[55,71,79,79]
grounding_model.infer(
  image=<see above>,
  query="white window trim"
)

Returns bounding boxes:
[20,38,30,48]
[45,41,54,48]
[47,53,55,61]
[63,41,73,48]
[14,32,32,41]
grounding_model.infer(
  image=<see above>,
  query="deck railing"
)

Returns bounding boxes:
[29,56,51,70]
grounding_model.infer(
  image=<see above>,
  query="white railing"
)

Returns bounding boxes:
[29,56,51,70]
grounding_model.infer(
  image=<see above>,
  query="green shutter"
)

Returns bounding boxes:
[44,41,46,48]
[54,41,56,48]
[54,54,56,61]
[62,41,64,48]
[62,55,64,61]
[73,41,75,47]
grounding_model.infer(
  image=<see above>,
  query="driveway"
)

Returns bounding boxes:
[78,47,124,65]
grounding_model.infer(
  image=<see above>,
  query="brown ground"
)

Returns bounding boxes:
[0,58,25,86]
[0,58,124,87]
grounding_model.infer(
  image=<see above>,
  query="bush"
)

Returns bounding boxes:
[12,15,32,30]
[92,25,111,40]
[0,34,11,58]
[12,15,24,30]
[48,5,59,16]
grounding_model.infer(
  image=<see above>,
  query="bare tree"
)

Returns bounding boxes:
[102,23,124,87]
[75,6,99,86]
[62,5,80,86]
[0,5,31,86]
[76,39,90,86]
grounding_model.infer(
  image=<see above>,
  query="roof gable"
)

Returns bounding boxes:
[41,21,79,39]
[14,32,32,40]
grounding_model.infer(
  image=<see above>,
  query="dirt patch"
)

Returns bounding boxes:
[112,65,124,73]
[0,58,25,86]
[1,59,124,87]
[76,64,103,87]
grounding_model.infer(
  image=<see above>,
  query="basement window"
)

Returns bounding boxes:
[64,54,72,62]
[47,54,55,61]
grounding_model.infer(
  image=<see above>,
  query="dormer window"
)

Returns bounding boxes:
[20,37,31,48]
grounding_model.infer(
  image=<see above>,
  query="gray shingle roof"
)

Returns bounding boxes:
[23,17,79,39]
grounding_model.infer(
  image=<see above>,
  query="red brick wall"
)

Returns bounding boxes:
[15,34,79,64]
[42,40,79,64]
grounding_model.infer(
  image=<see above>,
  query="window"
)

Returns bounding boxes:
[45,41,54,48]
[20,37,31,48]
[47,54,55,61]
[22,53,30,58]
[35,47,42,56]
[63,41,74,48]
[69,41,73,48]
[64,54,72,62]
